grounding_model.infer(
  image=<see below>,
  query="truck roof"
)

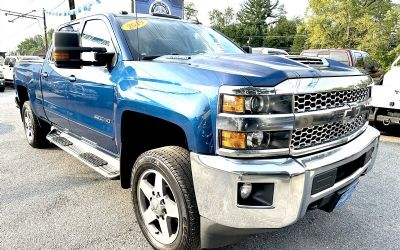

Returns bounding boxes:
[57,12,196,30]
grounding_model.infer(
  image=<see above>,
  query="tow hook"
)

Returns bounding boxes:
[383,119,391,126]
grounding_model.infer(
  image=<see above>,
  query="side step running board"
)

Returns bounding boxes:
[47,128,120,179]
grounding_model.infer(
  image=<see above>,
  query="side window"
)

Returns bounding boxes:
[59,23,80,32]
[354,52,364,68]
[81,19,115,62]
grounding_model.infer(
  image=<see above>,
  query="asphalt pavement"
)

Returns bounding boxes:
[0,87,399,250]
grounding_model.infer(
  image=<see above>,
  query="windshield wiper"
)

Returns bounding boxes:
[140,53,183,61]
[141,55,162,61]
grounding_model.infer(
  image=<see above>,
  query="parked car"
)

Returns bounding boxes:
[252,47,289,55]
[0,70,5,92]
[1,56,42,85]
[301,49,382,81]
[369,55,400,128]
[14,13,380,249]
[1,56,17,85]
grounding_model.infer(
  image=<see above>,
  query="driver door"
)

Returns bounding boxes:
[66,18,118,154]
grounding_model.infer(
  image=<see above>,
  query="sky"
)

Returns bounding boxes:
[0,0,309,52]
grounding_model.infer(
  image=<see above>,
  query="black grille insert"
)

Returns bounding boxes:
[311,153,366,195]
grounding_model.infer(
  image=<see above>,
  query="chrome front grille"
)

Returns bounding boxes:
[294,87,371,113]
[290,113,368,150]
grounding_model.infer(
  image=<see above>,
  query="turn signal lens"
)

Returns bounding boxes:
[222,95,244,113]
[221,131,246,149]
[52,52,70,60]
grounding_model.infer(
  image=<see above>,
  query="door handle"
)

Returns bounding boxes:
[395,90,399,94]
[68,75,76,82]
[41,72,48,78]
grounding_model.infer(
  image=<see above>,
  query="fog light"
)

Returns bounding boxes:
[240,183,252,199]
[247,131,264,148]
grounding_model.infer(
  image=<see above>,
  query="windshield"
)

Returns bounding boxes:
[4,57,16,66]
[117,17,243,58]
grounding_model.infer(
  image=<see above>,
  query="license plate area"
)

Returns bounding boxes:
[316,179,359,213]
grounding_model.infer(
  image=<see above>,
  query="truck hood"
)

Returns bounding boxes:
[151,53,365,87]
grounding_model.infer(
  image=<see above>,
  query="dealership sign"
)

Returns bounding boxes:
[135,0,184,18]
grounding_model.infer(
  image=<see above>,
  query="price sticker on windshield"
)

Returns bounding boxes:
[121,19,148,30]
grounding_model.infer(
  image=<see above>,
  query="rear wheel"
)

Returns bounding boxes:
[22,102,50,148]
[131,146,200,250]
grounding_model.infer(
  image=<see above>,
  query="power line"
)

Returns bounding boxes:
[8,9,37,23]
[50,0,66,12]
[0,8,48,51]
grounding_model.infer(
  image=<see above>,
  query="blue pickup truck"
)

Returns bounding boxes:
[14,13,380,249]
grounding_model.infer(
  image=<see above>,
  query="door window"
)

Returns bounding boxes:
[59,23,80,32]
[81,19,115,61]
[354,52,364,68]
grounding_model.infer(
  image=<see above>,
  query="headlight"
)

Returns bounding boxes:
[217,86,293,157]
[220,130,290,151]
[221,94,292,114]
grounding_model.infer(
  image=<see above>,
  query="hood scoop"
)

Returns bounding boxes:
[286,56,329,67]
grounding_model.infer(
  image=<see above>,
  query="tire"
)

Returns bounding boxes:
[0,87,4,92]
[22,101,50,148]
[131,146,200,250]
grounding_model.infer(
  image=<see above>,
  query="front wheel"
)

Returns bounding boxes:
[0,86,4,92]
[131,146,200,250]
[22,102,50,148]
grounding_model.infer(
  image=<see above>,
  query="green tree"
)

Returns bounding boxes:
[305,0,399,69]
[290,24,307,53]
[184,2,198,20]
[209,7,236,29]
[237,0,285,46]
[16,29,54,56]
[264,17,302,50]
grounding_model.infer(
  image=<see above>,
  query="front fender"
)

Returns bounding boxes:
[113,63,218,154]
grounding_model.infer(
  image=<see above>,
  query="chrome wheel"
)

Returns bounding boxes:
[24,111,34,143]
[137,169,180,245]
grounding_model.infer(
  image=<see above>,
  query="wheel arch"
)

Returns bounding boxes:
[119,109,196,189]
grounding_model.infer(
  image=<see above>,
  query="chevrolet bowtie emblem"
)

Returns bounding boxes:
[343,104,361,122]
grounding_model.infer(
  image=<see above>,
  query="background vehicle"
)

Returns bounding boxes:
[301,49,382,81]
[370,55,400,128]
[14,13,380,249]
[1,56,42,85]
[0,70,5,92]
[1,56,17,84]
[252,47,289,55]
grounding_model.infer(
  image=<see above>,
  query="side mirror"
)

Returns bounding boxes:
[9,62,14,67]
[53,31,114,69]
[242,46,252,54]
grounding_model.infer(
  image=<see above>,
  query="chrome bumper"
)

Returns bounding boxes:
[191,126,380,230]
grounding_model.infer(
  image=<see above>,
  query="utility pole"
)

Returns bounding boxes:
[68,0,76,20]
[131,0,135,13]
[0,8,48,52]
[42,9,48,52]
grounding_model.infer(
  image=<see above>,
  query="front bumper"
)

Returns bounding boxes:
[192,126,379,246]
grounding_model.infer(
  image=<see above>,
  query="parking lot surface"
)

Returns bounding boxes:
[0,87,399,250]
